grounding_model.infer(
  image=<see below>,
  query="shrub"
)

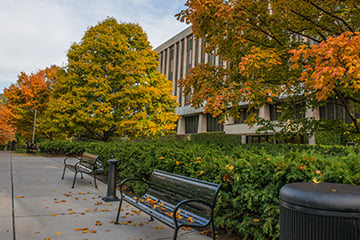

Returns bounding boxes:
[39,140,360,239]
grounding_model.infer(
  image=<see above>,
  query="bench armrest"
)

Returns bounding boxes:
[119,178,150,197]
[173,199,214,228]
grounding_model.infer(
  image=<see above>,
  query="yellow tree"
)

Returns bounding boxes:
[47,18,178,141]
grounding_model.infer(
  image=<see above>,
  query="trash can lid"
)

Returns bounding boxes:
[280,182,360,212]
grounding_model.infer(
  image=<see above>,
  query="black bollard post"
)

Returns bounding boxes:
[102,156,120,202]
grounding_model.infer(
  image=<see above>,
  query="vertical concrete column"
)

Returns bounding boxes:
[306,107,320,145]
[226,115,234,125]
[259,105,270,120]
[177,118,186,135]
[161,50,166,74]
[241,135,247,144]
[215,50,219,66]
[157,52,161,72]
[203,41,209,64]
[198,113,207,133]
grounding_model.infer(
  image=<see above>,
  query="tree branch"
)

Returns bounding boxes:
[310,1,354,33]
[334,89,360,133]
[286,28,322,44]
[290,9,330,41]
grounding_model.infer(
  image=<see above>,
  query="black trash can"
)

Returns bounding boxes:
[280,182,360,240]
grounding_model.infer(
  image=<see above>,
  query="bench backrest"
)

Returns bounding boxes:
[147,169,221,219]
[80,152,101,169]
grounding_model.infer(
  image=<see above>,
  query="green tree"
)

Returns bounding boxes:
[47,18,178,141]
[176,0,360,139]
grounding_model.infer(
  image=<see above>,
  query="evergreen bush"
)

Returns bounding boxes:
[39,140,360,239]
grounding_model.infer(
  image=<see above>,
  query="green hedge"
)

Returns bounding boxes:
[190,131,242,146]
[39,140,360,239]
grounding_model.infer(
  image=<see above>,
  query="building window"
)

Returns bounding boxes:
[201,39,206,63]
[179,40,185,106]
[206,114,224,132]
[195,39,199,66]
[159,52,163,73]
[164,49,168,75]
[174,43,179,97]
[169,46,174,82]
[292,104,305,120]
[234,107,259,124]
[246,135,309,144]
[320,102,352,123]
[247,135,273,144]
[186,35,193,74]
[270,104,282,121]
[185,116,199,134]
[208,50,216,66]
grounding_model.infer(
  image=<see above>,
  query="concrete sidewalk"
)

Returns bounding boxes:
[0,151,211,240]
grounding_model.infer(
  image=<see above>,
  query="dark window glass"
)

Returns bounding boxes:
[206,114,224,132]
[185,116,199,134]
[270,105,282,121]
[169,47,174,82]
[327,103,335,119]
[186,35,193,74]
[195,39,199,66]
[201,39,206,63]
[234,108,259,124]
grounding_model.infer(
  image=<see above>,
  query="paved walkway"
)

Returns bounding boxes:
[0,151,211,240]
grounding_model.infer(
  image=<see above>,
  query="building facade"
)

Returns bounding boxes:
[155,26,322,144]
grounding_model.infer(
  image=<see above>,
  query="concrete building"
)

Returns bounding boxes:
[155,26,349,144]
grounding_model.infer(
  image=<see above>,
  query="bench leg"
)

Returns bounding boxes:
[61,165,67,180]
[149,216,154,222]
[80,172,84,179]
[211,221,216,240]
[72,171,78,188]
[115,198,123,224]
[173,227,179,240]
[93,172,98,188]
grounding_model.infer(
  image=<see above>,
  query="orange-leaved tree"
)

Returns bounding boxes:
[0,95,15,145]
[3,65,61,142]
[176,0,360,138]
[290,31,360,136]
[46,18,178,141]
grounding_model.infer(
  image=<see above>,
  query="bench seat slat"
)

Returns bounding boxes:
[115,169,221,240]
[122,193,209,227]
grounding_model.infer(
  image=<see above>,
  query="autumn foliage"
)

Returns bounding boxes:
[1,18,178,143]
[2,66,60,141]
[177,0,360,137]
[45,18,178,141]
[0,98,15,145]
[290,31,360,133]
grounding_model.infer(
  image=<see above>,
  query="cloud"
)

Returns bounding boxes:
[0,0,188,92]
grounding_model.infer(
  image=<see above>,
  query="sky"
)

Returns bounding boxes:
[0,0,189,93]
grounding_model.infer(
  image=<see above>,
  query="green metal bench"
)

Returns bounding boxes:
[61,152,103,188]
[115,169,221,240]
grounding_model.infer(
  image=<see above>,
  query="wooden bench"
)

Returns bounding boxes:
[114,169,221,240]
[61,152,104,188]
